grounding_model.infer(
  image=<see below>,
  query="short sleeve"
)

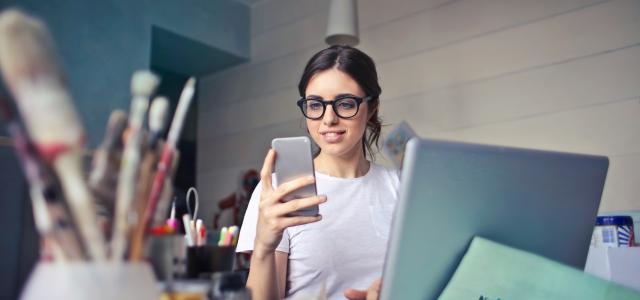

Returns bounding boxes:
[236,177,290,253]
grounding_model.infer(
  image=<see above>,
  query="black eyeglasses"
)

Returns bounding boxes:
[296,95,372,120]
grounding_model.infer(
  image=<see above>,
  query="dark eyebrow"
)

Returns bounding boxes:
[305,93,360,100]
[335,93,358,98]
[305,95,323,100]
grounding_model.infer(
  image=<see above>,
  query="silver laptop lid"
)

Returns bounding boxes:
[381,138,609,300]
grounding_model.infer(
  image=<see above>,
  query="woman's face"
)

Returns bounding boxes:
[304,68,369,159]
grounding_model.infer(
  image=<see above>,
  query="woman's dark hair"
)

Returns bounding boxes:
[298,45,382,159]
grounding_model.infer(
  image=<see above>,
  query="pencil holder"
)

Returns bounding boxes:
[20,262,159,300]
[186,245,235,279]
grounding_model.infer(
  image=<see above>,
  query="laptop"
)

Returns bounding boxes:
[380,138,609,300]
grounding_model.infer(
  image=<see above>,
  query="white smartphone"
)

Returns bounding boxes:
[271,136,319,216]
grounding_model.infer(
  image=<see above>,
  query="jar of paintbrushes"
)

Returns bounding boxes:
[0,8,202,300]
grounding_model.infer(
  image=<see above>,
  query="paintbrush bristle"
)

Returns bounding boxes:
[0,9,106,260]
[148,96,169,133]
[185,77,196,93]
[0,9,61,89]
[131,70,160,98]
[105,110,128,149]
[0,9,83,146]
[166,77,196,145]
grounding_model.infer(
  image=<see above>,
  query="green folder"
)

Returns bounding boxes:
[439,237,640,300]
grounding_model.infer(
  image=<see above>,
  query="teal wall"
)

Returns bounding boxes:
[0,1,249,298]
[0,0,249,147]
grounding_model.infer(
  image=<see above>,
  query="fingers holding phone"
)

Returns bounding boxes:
[257,190,325,243]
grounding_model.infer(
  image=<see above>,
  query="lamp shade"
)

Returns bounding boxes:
[325,0,359,46]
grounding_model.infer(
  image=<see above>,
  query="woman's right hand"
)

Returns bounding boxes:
[254,149,326,253]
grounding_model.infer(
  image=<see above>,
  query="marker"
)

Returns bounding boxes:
[231,226,239,246]
[218,227,228,246]
[223,226,235,246]
[196,219,205,246]
[183,214,195,247]
[166,200,177,230]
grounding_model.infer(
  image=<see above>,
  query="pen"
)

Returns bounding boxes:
[183,214,195,247]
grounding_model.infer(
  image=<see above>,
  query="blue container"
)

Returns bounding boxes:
[595,216,635,247]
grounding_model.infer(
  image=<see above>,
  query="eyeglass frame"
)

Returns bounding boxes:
[296,95,373,120]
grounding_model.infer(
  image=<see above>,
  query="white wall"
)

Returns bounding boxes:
[197,0,640,226]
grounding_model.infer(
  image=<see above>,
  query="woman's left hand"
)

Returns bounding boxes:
[344,278,381,300]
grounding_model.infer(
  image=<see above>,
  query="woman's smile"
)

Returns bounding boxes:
[320,129,346,143]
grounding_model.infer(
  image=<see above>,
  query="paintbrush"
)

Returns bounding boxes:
[152,148,180,226]
[0,93,86,261]
[147,96,169,150]
[0,9,106,260]
[140,78,195,238]
[128,96,170,261]
[89,110,127,236]
[110,70,159,261]
[136,97,170,219]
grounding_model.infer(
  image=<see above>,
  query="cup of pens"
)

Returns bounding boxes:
[183,215,239,278]
[186,246,235,278]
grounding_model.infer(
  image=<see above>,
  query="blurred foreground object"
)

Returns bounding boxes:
[0,8,106,260]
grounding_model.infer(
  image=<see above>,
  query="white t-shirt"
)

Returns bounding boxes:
[236,163,400,299]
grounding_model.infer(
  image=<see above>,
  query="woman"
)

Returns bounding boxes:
[237,45,399,300]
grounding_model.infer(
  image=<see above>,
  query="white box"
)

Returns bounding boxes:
[585,246,640,292]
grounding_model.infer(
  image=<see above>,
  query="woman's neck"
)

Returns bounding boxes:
[314,149,370,178]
